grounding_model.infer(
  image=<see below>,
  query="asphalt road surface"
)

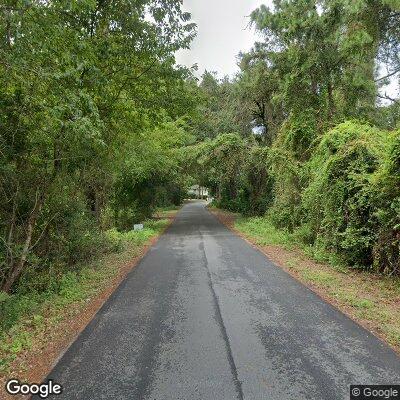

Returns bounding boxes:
[41,201,400,400]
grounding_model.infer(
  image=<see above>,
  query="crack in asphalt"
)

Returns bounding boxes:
[199,230,245,400]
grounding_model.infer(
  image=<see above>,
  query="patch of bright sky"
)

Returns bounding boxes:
[175,0,270,78]
[175,0,398,102]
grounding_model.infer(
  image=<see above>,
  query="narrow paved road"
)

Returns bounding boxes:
[43,202,400,400]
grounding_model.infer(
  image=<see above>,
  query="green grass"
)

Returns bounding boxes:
[0,218,170,373]
[156,204,181,212]
[299,269,340,286]
[235,216,347,270]
[331,291,375,309]
[230,211,400,351]
[235,216,293,247]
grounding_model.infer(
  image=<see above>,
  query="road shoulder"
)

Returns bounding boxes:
[0,213,177,400]
[209,208,400,355]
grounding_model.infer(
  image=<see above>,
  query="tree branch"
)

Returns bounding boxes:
[377,92,399,104]
[375,68,400,82]
[29,212,59,251]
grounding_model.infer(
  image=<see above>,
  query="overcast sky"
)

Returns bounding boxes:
[175,0,271,78]
[176,0,398,100]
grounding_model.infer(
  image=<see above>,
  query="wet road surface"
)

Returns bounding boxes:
[42,201,400,399]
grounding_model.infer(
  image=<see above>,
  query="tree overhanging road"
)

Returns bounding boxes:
[41,201,400,400]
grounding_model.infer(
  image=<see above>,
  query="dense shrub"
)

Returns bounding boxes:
[201,134,273,216]
[203,120,399,276]
[370,130,400,274]
[267,149,305,231]
[277,110,318,162]
[186,192,198,200]
[236,146,274,216]
[303,121,386,268]
[266,111,317,230]
[0,1,195,293]
[203,133,247,212]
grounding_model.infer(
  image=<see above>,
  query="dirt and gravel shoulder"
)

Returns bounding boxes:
[0,213,177,400]
[210,208,400,355]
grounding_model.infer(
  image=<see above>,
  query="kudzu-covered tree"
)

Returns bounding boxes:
[186,0,400,274]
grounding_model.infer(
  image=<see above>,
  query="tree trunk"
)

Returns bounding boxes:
[2,193,42,293]
[327,80,335,120]
[6,192,18,268]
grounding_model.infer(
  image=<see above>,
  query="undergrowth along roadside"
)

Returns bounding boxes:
[214,209,400,353]
[0,218,171,375]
